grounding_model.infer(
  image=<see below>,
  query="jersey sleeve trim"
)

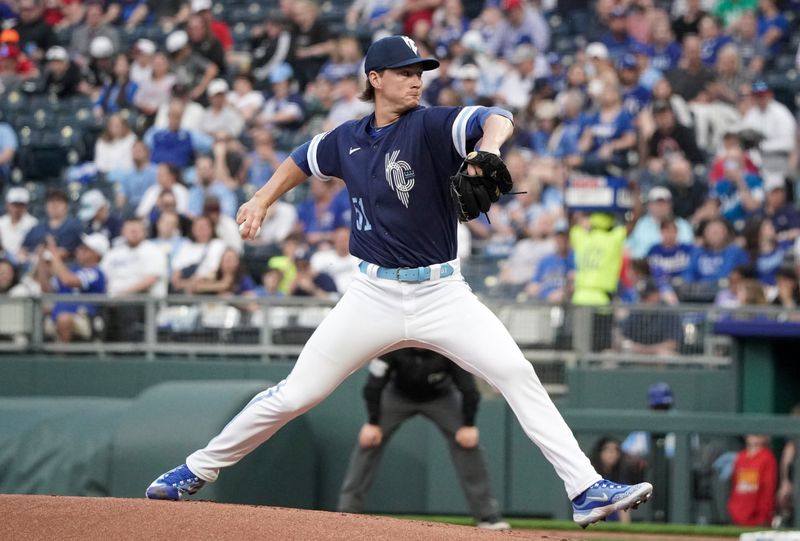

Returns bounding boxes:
[307,132,332,181]
[451,105,480,158]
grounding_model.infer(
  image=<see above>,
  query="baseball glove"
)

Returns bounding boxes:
[450,151,513,222]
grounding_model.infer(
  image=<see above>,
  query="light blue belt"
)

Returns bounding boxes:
[358,261,455,282]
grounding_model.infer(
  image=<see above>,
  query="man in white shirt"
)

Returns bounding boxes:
[101,217,168,340]
[310,226,359,293]
[200,78,245,138]
[494,44,549,111]
[0,187,38,261]
[323,75,374,131]
[741,81,798,176]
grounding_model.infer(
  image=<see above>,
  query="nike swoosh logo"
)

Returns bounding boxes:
[586,494,609,502]
[349,147,361,155]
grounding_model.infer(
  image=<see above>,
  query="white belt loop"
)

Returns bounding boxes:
[429,263,442,281]
[366,263,379,279]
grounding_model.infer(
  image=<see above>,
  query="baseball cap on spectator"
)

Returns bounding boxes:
[456,63,480,80]
[78,189,108,221]
[269,63,294,84]
[80,233,110,257]
[617,53,638,70]
[535,100,560,121]
[6,187,30,205]
[648,186,672,202]
[45,46,69,62]
[763,171,786,191]
[751,80,770,94]
[89,36,115,59]
[509,43,536,64]
[647,382,673,409]
[207,78,229,97]
[503,0,523,9]
[134,39,156,56]
[651,99,672,113]
[45,188,69,202]
[363,35,439,73]
[585,42,609,60]
[191,0,212,12]
[166,30,189,54]
[0,29,19,43]
[460,30,486,54]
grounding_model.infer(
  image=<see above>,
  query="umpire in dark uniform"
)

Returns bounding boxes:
[337,348,510,530]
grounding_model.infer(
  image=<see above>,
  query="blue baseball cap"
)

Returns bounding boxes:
[364,36,439,74]
[648,382,673,408]
[269,63,294,84]
[752,80,770,94]
[617,53,638,70]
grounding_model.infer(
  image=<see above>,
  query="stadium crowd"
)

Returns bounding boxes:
[0,0,798,343]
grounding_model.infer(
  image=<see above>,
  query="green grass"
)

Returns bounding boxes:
[393,515,763,537]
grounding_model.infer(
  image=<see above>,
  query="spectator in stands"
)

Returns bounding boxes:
[82,36,117,93]
[297,176,348,246]
[40,46,83,98]
[646,218,694,286]
[671,0,707,42]
[452,63,485,107]
[709,44,750,106]
[492,0,549,60]
[571,212,630,307]
[700,144,764,232]
[257,63,306,131]
[740,80,797,177]
[665,35,715,102]
[663,157,708,224]
[150,209,186,273]
[772,267,800,310]
[170,214,226,294]
[0,258,21,294]
[745,218,788,287]
[129,39,156,85]
[525,221,573,302]
[750,172,800,249]
[254,199,298,249]
[256,267,285,298]
[94,113,136,174]
[134,52,176,122]
[589,437,644,523]
[188,155,237,219]
[601,5,640,62]
[78,189,122,242]
[0,40,39,88]
[187,12,225,74]
[191,247,256,296]
[16,0,56,61]
[267,232,304,294]
[249,16,291,90]
[698,14,733,66]
[69,1,120,62]
[21,189,83,261]
[94,54,138,116]
[756,0,788,57]
[289,248,338,299]
[576,79,637,176]
[202,196,241,254]
[137,163,189,218]
[190,0,232,53]
[35,233,108,343]
[628,187,694,259]
[422,49,455,106]
[199,79,244,138]
[728,434,777,526]
[111,139,157,213]
[650,15,682,73]
[616,278,682,355]
[618,53,651,117]
[732,10,766,76]
[708,129,759,183]
[165,29,218,102]
[126,0,190,32]
[683,218,749,285]
[0,118,18,187]
[288,0,334,90]
[495,44,547,112]
[227,73,264,125]
[645,99,705,171]
[324,75,373,131]
[0,187,37,263]
[319,35,363,83]
[714,265,752,307]
[148,99,195,168]
[430,0,468,52]
[246,127,287,187]
[309,226,359,293]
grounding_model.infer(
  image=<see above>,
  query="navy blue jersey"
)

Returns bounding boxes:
[292,105,512,267]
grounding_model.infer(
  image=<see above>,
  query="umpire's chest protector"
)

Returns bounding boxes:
[309,106,480,268]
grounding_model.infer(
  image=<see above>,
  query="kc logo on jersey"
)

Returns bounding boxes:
[385,150,415,208]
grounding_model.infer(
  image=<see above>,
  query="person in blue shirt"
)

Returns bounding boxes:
[525,223,574,301]
[21,189,83,261]
[147,35,653,526]
[34,233,107,343]
[757,0,789,56]
[147,100,195,168]
[699,15,733,66]
[618,54,651,117]
[745,218,788,286]
[109,139,158,213]
[521,100,579,160]
[187,155,238,218]
[297,177,346,245]
[649,19,682,73]
[646,219,694,284]
[701,145,764,232]
[576,80,637,175]
[246,127,287,188]
[78,189,123,242]
[601,6,642,62]
[683,218,749,284]
[749,174,800,250]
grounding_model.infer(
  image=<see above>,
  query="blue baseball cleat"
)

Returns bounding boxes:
[572,479,653,528]
[145,464,206,500]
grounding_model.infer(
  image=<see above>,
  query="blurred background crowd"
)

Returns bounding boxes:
[0,0,799,343]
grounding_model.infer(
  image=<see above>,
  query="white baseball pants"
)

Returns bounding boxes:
[186,261,602,499]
